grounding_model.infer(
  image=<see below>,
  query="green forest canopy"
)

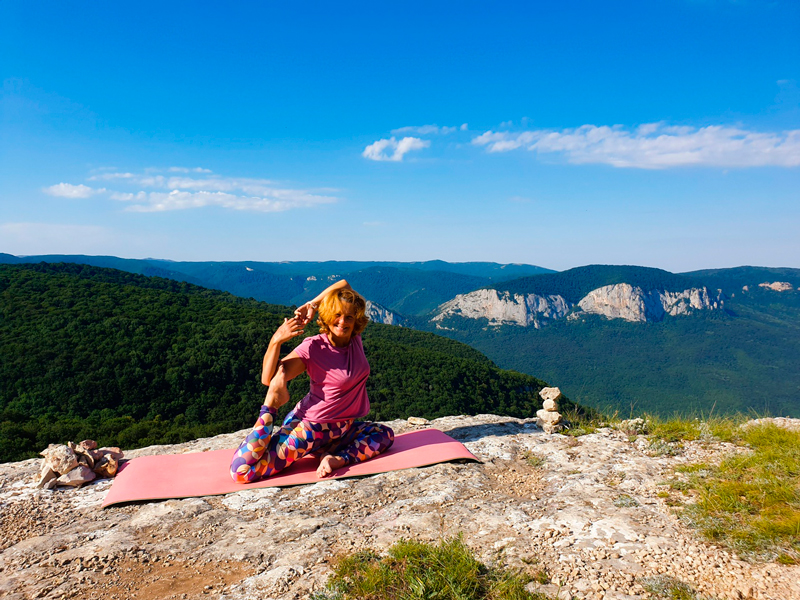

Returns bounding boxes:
[0,263,572,462]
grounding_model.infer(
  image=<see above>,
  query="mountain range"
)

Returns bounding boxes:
[2,253,798,418]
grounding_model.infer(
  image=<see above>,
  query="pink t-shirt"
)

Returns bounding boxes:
[290,333,370,423]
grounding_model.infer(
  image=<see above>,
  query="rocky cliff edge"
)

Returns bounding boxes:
[1,415,797,600]
[433,285,722,327]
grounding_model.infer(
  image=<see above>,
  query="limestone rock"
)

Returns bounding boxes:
[432,289,571,328]
[78,440,98,451]
[55,465,96,487]
[36,464,59,489]
[431,284,721,328]
[93,455,119,478]
[4,414,800,600]
[365,301,405,326]
[759,281,794,292]
[577,284,719,323]
[98,447,124,460]
[407,417,430,426]
[40,444,79,475]
[539,387,562,403]
[536,409,563,434]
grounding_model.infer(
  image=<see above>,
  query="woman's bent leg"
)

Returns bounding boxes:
[328,422,394,466]
[230,406,349,483]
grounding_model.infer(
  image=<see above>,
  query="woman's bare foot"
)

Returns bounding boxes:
[316,454,346,478]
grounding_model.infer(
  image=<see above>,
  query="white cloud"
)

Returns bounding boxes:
[362,137,430,162]
[168,166,213,173]
[114,189,334,213]
[471,123,800,169]
[390,125,445,136]
[390,124,469,136]
[46,169,337,213]
[88,172,136,181]
[43,183,106,198]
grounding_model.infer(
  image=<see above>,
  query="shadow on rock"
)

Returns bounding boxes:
[439,421,541,443]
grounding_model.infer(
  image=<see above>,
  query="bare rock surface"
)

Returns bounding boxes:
[2,415,799,600]
[431,285,720,328]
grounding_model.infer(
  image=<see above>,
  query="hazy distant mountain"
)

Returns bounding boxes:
[0,254,552,315]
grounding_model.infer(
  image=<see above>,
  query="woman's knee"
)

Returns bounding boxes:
[230,460,257,484]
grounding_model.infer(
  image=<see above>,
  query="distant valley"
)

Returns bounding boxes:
[2,253,799,419]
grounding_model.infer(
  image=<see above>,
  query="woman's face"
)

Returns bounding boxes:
[328,303,356,343]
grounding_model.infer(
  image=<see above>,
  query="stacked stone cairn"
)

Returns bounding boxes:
[536,387,564,434]
[37,440,123,489]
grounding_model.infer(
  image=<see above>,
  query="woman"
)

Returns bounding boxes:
[230,280,394,483]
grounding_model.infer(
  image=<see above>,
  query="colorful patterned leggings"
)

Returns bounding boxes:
[229,405,395,484]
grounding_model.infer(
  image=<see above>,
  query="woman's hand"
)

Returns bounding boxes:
[294,302,317,326]
[271,317,305,346]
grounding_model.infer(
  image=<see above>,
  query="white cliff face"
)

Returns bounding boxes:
[365,300,404,326]
[432,285,720,326]
[578,284,719,323]
[759,281,795,292]
[432,289,571,328]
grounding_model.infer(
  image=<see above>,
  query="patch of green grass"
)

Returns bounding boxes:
[680,423,800,559]
[675,462,711,474]
[522,452,546,469]
[561,407,604,437]
[613,494,640,508]
[640,575,707,600]
[318,536,550,600]
[643,413,748,444]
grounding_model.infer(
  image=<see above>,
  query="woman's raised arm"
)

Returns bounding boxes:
[261,316,306,386]
[294,279,352,325]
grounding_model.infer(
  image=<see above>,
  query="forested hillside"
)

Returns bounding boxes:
[682,266,800,295]
[433,287,800,417]
[0,254,552,314]
[0,264,565,462]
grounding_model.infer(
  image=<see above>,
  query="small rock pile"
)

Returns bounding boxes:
[536,387,564,434]
[37,440,123,489]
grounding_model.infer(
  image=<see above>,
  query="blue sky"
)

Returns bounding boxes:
[1,1,798,271]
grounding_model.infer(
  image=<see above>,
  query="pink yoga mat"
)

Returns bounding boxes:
[102,428,478,508]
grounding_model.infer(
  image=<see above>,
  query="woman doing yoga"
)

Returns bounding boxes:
[230,280,395,483]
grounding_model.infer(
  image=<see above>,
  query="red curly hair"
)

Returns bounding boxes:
[317,288,369,336]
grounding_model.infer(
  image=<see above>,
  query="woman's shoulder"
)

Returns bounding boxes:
[294,333,326,357]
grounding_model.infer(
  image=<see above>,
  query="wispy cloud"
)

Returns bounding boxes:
[391,123,468,136]
[47,169,338,212]
[472,123,800,169]
[88,172,136,181]
[168,166,212,173]
[362,137,430,162]
[43,183,107,198]
[111,189,334,212]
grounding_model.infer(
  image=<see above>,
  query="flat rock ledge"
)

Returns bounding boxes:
[1,415,798,600]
